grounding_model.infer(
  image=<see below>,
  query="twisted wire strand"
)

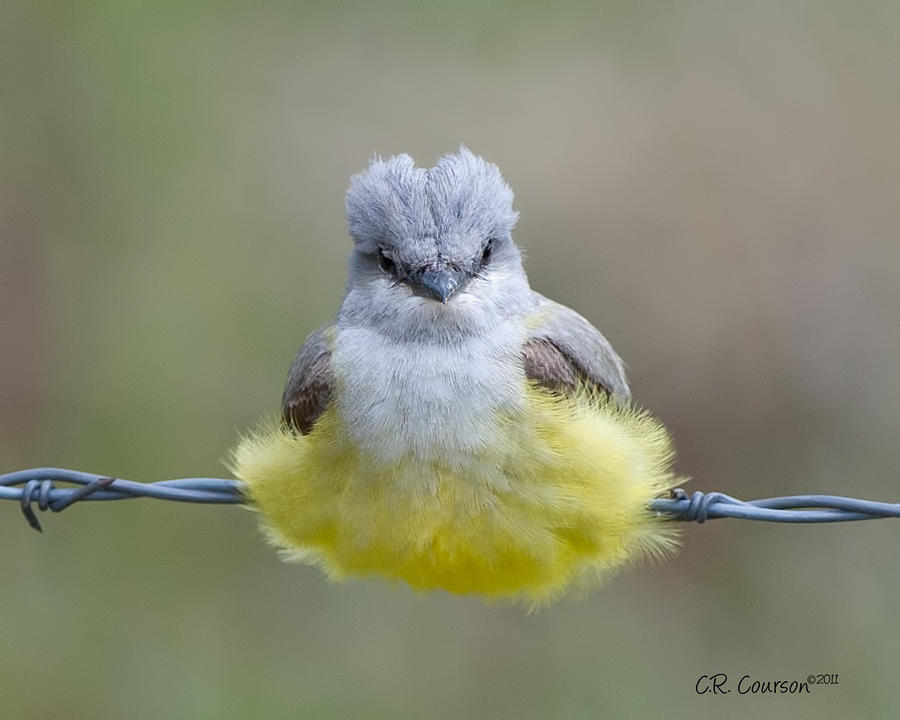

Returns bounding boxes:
[1,468,244,532]
[1,467,897,532]
[651,489,899,523]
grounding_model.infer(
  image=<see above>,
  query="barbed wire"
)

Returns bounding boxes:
[1,468,244,532]
[654,488,899,523]
[1,467,897,532]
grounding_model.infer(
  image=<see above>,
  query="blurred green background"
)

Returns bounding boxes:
[2,2,898,718]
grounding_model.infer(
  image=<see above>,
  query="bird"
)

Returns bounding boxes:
[231,147,680,606]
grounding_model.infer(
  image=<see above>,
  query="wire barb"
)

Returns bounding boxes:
[2,467,897,531]
[18,475,115,532]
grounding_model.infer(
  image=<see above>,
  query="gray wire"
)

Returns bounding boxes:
[1,468,244,532]
[651,489,899,523]
[1,467,897,532]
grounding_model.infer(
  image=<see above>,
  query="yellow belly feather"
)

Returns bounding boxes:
[230,385,681,606]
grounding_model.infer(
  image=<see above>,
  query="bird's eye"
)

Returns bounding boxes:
[481,238,495,266]
[378,249,397,274]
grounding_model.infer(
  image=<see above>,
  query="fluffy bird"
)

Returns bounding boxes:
[232,147,680,606]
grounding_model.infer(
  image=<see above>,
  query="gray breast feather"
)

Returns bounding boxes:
[524,294,630,403]
[282,324,334,435]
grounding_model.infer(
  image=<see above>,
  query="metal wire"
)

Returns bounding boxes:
[1,467,897,532]
[651,489,900,523]
[1,468,244,532]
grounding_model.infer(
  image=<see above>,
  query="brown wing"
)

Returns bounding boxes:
[281,325,334,435]
[522,337,607,396]
[523,294,630,403]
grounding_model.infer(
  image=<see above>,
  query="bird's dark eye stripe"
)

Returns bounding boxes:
[378,248,397,274]
[481,238,495,265]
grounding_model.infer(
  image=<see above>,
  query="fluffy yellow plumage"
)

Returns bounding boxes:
[231,384,681,606]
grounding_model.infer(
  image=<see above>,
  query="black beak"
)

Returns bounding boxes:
[419,265,466,303]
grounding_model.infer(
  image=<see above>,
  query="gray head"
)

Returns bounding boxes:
[340,147,532,337]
